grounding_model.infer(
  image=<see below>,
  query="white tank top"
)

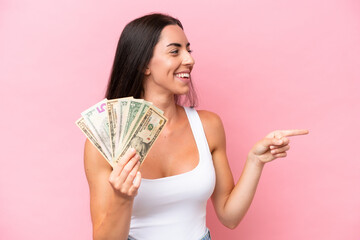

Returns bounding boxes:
[129,107,216,240]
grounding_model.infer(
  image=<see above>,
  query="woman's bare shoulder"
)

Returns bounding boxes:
[197,109,226,152]
[197,109,224,132]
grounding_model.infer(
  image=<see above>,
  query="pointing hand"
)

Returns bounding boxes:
[249,129,309,164]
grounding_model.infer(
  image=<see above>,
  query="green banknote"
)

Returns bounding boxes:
[77,97,166,168]
[115,107,167,165]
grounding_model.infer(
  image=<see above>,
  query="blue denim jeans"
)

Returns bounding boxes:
[200,228,211,240]
[128,228,211,240]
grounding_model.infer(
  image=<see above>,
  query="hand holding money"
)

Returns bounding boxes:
[76,97,167,167]
[109,147,142,199]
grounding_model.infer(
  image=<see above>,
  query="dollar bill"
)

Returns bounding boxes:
[77,97,166,168]
[114,97,133,157]
[121,101,152,149]
[114,107,167,165]
[76,117,112,166]
[116,97,134,145]
[81,99,112,161]
[120,99,144,144]
[106,99,119,160]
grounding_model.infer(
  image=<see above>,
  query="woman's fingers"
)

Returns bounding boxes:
[132,171,142,188]
[253,130,308,163]
[270,145,290,154]
[270,137,291,159]
[252,137,283,155]
[280,129,309,137]
[118,147,137,166]
[110,148,137,181]
[115,154,140,187]
[270,138,290,149]
[111,157,141,197]
[109,147,142,198]
[267,129,309,138]
[273,152,287,158]
[128,170,142,196]
[123,161,141,189]
[264,137,287,149]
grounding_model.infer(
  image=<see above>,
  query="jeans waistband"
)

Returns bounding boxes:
[128,228,211,240]
[200,228,211,240]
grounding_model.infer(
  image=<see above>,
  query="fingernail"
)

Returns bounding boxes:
[130,147,136,152]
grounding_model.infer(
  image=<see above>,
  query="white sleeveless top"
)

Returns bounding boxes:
[129,107,216,240]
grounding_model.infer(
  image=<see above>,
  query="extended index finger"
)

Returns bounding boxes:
[279,129,309,137]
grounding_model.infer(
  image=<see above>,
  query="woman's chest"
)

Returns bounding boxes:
[139,124,199,179]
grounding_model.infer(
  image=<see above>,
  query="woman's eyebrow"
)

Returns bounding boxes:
[166,42,191,47]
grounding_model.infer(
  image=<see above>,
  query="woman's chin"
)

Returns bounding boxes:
[174,88,190,95]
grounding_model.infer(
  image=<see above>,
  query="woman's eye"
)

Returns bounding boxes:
[169,49,193,55]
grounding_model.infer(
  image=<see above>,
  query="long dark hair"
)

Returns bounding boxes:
[105,13,198,107]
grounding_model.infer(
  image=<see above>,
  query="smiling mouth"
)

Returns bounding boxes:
[175,72,190,79]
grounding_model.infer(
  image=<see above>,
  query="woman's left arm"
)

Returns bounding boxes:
[199,110,308,229]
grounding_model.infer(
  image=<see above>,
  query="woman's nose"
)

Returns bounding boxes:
[182,51,195,66]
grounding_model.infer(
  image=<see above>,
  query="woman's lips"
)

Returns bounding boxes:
[174,72,191,83]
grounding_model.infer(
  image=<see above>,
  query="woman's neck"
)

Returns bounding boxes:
[142,92,181,124]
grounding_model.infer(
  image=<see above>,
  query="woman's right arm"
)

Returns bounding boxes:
[84,139,142,240]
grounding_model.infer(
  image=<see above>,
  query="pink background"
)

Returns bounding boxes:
[1,0,359,239]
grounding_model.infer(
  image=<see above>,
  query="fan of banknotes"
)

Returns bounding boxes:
[76,97,167,167]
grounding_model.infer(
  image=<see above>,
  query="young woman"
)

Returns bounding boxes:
[84,13,308,240]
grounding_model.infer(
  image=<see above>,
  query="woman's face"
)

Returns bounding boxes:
[145,24,195,96]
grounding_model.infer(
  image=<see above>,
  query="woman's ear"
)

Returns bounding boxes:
[144,67,150,76]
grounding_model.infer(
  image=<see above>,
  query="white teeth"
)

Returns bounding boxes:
[176,73,190,78]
